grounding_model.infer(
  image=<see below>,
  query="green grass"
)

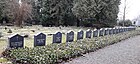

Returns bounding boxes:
[0,57,12,64]
[0,57,8,63]
[0,39,7,55]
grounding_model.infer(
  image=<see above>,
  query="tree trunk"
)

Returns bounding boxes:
[15,20,22,27]
[77,18,80,27]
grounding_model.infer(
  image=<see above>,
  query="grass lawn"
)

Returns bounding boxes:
[0,57,8,63]
[0,39,7,55]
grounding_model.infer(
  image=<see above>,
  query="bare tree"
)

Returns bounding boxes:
[4,0,32,27]
[122,0,127,26]
[119,0,132,26]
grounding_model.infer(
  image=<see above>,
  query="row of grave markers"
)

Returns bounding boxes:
[8,27,136,48]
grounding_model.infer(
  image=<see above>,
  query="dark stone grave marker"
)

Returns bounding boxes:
[77,30,84,40]
[126,28,129,31]
[119,28,122,33]
[86,29,92,38]
[53,32,62,43]
[93,30,98,37]
[34,33,46,47]
[116,28,119,34]
[122,28,125,32]
[109,28,113,35]
[99,29,104,36]
[124,28,127,32]
[113,28,116,34]
[104,29,109,35]
[8,34,24,48]
[66,31,74,42]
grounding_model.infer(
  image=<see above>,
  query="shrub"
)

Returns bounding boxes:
[7,29,12,33]
[23,34,29,38]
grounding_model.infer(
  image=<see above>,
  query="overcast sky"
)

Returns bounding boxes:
[118,0,140,20]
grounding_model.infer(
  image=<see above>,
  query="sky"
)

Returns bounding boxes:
[118,0,140,20]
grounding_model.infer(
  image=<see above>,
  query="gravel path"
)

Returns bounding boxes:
[64,35,140,64]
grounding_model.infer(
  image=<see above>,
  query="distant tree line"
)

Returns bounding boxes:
[118,20,133,27]
[0,0,120,28]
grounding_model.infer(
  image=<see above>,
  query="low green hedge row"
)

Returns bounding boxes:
[3,30,140,64]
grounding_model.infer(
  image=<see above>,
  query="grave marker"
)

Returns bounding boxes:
[8,34,24,48]
[109,28,113,35]
[86,29,92,38]
[66,31,74,42]
[124,28,127,32]
[99,29,104,36]
[126,28,129,31]
[113,28,116,34]
[77,30,84,40]
[104,28,109,35]
[53,32,62,43]
[93,29,98,37]
[119,28,122,33]
[34,33,46,47]
[122,28,125,32]
[116,28,119,34]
